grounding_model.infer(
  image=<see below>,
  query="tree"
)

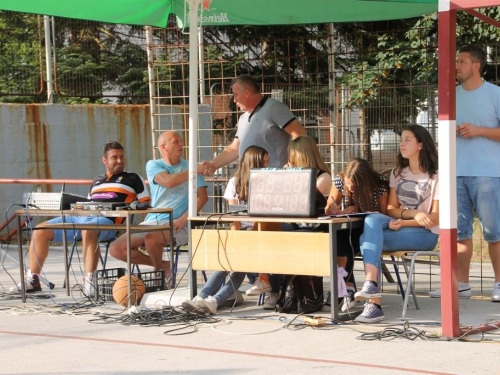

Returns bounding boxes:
[0,11,44,103]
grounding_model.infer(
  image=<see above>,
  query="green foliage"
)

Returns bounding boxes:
[0,12,44,101]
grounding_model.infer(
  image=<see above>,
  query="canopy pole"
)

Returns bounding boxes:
[43,16,54,104]
[146,27,159,160]
[198,27,206,105]
[438,1,460,338]
[188,0,202,218]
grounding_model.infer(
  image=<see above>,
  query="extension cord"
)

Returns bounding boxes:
[304,316,326,327]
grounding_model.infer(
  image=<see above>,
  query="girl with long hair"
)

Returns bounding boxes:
[324,158,389,311]
[182,146,269,314]
[246,136,332,309]
[354,125,439,323]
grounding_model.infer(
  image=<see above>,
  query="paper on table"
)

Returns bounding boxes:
[317,212,371,219]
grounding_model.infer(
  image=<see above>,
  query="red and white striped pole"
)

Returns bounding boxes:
[437,0,460,337]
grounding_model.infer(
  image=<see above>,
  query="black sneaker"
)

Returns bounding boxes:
[341,289,358,312]
[324,291,331,306]
[9,273,42,294]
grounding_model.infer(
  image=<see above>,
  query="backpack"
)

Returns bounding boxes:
[276,275,324,314]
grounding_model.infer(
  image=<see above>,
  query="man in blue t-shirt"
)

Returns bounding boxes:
[110,131,208,282]
[429,45,500,302]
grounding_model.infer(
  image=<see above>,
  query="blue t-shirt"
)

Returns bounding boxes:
[144,158,207,222]
[456,81,500,177]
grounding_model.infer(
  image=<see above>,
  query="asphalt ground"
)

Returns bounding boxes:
[0,244,499,375]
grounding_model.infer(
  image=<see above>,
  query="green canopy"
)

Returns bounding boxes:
[0,0,436,28]
[175,0,437,27]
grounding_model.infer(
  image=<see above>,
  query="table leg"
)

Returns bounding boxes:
[329,223,339,320]
[18,215,26,303]
[126,217,132,308]
[169,214,174,286]
[189,221,197,299]
[62,217,70,296]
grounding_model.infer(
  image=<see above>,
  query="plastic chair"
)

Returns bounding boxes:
[381,249,440,320]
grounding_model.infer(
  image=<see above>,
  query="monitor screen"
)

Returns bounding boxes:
[247,168,317,217]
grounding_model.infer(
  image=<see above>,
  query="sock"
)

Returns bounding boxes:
[373,303,382,309]
[259,274,269,283]
[368,280,378,288]
[458,281,470,290]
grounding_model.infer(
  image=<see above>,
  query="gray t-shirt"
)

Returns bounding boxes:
[235,97,296,167]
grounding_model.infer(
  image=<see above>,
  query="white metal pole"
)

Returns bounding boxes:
[188,0,202,217]
[198,27,206,105]
[146,27,159,160]
[43,16,54,104]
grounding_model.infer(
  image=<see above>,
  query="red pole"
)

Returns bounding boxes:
[438,7,461,338]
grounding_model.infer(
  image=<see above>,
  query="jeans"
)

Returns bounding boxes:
[199,271,246,306]
[457,176,500,242]
[360,213,439,269]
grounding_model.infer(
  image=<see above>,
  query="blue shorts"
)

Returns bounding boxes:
[457,176,500,243]
[47,216,116,243]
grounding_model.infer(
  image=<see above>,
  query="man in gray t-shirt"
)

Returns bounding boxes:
[201,74,306,172]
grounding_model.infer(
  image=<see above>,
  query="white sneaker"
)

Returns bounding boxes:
[492,283,500,302]
[181,296,205,313]
[429,287,471,299]
[198,296,218,314]
[245,278,272,296]
[83,273,95,298]
[262,293,279,310]
[9,273,42,294]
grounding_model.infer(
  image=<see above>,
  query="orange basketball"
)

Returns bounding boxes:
[112,275,146,307]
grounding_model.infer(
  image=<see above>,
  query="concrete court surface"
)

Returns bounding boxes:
[0,244,499,375]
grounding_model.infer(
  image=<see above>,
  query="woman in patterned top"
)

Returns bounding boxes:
[324,158,389,312]
[354,125,439,323]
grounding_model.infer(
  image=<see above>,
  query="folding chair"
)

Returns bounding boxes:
[64,237,115,288]
[381,249,440,320]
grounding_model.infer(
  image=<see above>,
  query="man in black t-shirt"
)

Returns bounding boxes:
[10,142,150,297]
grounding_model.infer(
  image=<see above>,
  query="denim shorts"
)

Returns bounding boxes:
[48,216,116,243]
[457,176,500,242]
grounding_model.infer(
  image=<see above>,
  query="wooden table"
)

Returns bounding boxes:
[16,208,174,306]
[188,214,364,320]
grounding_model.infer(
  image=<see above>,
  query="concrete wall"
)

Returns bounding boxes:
[0,103,215,227]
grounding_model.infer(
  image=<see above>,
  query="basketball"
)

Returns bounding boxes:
[112,275,146,307]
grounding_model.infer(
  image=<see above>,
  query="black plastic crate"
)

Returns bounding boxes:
[94,267,165,302]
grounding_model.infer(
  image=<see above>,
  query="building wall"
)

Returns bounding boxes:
[0,104,153,221]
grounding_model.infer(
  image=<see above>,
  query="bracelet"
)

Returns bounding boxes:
[401,209,407,219]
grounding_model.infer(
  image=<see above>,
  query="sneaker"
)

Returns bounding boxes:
[222,290,244,307]
[245,278,272,296]
[198,296,218,314]
[355,281,382,301]
[181,296,205,313]
[492,283,500,302]
[428,287,471,299]
[324,291,331,306]
[83,273,95,298]
[354,302,385,323]
[341,289,358,312]
[9,273,42,294]
[262,293,279,310]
